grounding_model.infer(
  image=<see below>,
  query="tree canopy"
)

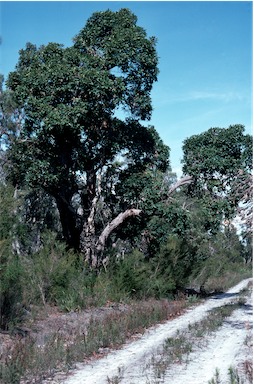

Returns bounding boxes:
[181,124,253,233]
[5,8,169,265]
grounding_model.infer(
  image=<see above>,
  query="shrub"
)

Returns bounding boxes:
[100,246,179,301]
[153,235,196,291]
[0,240,24,330]
[21,232,96,311]
[108,250,150,298]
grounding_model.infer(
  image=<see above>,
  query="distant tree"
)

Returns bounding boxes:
[152,124,253,286]
[6,9,169,267]
[180,125,253,233]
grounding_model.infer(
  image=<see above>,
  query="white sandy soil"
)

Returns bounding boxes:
[60,278,252,384]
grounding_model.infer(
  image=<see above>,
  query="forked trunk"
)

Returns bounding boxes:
[80,208,142,268]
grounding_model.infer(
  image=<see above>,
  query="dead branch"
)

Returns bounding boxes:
[97,208,142,255]
[168,175,193,195]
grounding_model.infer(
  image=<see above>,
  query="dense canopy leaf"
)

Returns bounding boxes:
[181,124,253,232]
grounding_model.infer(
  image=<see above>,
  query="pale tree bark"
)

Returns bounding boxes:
[96,208,142,267]
[12,185,21,255]
[234,171,253,233]
[81,194,99,266]
[81,206,142,268]
[80,172,102,267]
[80,172,141,267]
[168,175,193,196]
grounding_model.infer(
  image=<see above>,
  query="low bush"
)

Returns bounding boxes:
[21,232,97,311]
[0,240,24,330]
[189,255,252,292]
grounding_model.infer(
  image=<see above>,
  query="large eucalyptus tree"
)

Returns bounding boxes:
[6,9,169,267]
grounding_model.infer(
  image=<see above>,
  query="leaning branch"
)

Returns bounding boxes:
[96,208,142,254]
[168,175,193,196]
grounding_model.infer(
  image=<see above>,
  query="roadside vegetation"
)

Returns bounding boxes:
[1,284,252,384]
[0,298,188,383]
[0,7,252,384]
[209,364,253,384]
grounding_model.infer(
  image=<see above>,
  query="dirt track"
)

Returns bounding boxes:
[60,278,252,384]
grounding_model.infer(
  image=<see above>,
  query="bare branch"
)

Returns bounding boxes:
[96,208,142,255]
[168,175,193,195]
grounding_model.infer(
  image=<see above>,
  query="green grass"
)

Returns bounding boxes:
[208,366,251,384]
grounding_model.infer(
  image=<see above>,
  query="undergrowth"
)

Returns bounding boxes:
[0,232,252,383]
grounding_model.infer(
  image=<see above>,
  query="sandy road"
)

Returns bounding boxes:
[160,294,252,384]
[61,278,252,384]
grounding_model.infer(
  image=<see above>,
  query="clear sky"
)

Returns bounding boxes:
[1,1,252,176]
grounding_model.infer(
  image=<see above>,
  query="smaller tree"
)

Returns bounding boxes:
[181,125,252,233]
[0,182,24,329]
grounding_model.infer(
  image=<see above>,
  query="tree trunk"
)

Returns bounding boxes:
[12,186,21,255]
[55,197,81,250]
[96,208,142,264]
[80,208,142,268]
[80,193,99,267]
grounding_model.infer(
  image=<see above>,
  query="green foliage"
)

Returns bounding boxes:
[107,250,151,299]
[0,240,24,329]
[73,8,158,119]
[104,237,194,300]
[147,203,190,241]
[0,184,16,240]
[95,247,177,301]
[0,184,25,329]
[181,125,253,240]
[182,125,252,180]
[112,168,188,259]
[182,125,252,222]
[0,181,61,254]
[5,8,164,252]
[154,235,196,290]
[0,75,22,153]
[22,232,95,310]
[189,228,252,291]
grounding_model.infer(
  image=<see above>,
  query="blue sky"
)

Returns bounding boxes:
[1,1,252,176]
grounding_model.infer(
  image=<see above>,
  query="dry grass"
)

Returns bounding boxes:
[0,299,187,383]
[242,360,253,383]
